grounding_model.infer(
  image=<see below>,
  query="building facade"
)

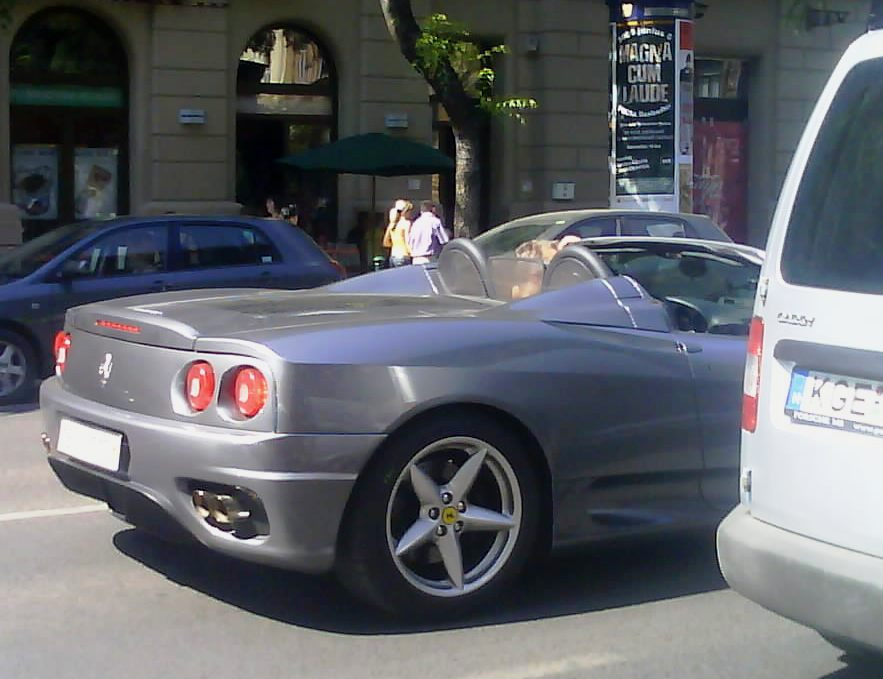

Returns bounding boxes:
[0,0,872,248]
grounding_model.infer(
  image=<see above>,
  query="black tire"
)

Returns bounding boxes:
[336,412,542,619]
[0,329,39,406]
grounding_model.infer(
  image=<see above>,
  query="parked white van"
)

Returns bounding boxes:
[717,27,883,657]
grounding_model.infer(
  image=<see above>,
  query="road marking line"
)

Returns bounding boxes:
[461,653,621,679]
[0,504,107,523]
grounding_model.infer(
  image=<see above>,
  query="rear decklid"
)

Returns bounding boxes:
[69,287,497,351]
[745,32,883,558]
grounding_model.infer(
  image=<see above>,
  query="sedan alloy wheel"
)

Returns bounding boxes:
[0,334,32,401]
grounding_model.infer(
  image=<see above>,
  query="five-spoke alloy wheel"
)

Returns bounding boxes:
[338,413,541,618]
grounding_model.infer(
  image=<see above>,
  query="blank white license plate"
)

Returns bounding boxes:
[786,369,883,438]
[56,419,122,472]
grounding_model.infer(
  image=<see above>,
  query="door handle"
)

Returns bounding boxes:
[676,341,703,354]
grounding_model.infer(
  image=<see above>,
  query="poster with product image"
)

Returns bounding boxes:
[75,148,119,219]
[12,145,58,220]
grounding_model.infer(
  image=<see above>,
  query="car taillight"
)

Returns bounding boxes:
[54,331,71,375]
[742,316,764,433]
[185,361,215,412]
[233,367,268,418]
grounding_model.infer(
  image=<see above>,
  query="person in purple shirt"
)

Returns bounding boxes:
[407,200,449,264]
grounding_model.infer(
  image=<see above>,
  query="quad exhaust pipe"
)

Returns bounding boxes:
[191,489,251,532]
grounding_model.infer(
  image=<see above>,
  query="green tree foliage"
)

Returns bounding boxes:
[415,13,537,124]
[381,0,537,237]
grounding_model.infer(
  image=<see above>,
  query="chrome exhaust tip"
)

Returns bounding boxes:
[192,490,251,530]
[191,490,211,519]
[40,432,52,454]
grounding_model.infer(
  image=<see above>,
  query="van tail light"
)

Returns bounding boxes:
[233,367,268,418]
[185,361,216,412]
[742,316,764,433]
[54,331,71,375]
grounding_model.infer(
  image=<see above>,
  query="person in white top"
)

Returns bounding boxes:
[407,200,449,264]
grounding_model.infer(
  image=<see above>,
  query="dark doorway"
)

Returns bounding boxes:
[236,26,337,242]
[10,8,129,240]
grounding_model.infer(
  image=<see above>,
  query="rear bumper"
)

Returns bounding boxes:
[41,378,385,574]
[718,506,883,653]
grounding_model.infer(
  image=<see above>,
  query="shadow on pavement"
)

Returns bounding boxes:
[113,527,727,635]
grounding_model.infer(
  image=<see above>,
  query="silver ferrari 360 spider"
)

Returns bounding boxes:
[41,235,763,617]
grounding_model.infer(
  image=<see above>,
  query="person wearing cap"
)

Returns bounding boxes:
[382,199,413,267]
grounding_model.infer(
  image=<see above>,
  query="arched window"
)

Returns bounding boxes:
[236,26,337,240]
[10,8,128,237]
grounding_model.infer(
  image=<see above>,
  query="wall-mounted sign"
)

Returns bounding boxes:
[178,108,207,125]
[552,182,576,201]
[10,84,124,109]
[384,113,410,129]
[12,145,58,220]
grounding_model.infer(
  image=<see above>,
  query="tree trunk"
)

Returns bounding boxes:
[380,0,485,238]
[453,124,482,238]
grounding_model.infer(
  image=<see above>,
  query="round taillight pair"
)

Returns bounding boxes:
[185,361,215,412]
[54,331,71,375]
[184,362,268,418]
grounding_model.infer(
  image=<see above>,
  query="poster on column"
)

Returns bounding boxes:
[12,145,59,220]
[75,148,119,219]
[614,21,676,197]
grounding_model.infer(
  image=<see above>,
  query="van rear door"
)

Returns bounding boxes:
[746,40,883,559]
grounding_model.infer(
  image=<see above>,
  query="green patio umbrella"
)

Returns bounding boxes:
[277,133,454,264]
[277,132,455,177]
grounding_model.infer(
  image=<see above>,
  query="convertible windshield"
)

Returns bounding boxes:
[0,222,100,278]
[478,239,760,333]
[595,246,760,305]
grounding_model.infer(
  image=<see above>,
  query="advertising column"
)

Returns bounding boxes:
[609,1,694,212]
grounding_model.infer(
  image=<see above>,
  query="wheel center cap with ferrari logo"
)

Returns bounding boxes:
[441,507,459,525]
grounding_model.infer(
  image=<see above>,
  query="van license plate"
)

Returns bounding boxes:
[56,419,122,472]
[786,369,883,438]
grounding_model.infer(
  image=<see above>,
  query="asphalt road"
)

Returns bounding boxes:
[1,402,879,679]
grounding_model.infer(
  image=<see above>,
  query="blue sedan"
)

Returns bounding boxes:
[0,215,343,403]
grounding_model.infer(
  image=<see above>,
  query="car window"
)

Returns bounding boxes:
[562,218,618,239]
[176,224,282,269]
[621,216,690,238]
[64,225,168,277]
[781,57,883,294]
[0,221,101,278]
[473,223,554,256]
